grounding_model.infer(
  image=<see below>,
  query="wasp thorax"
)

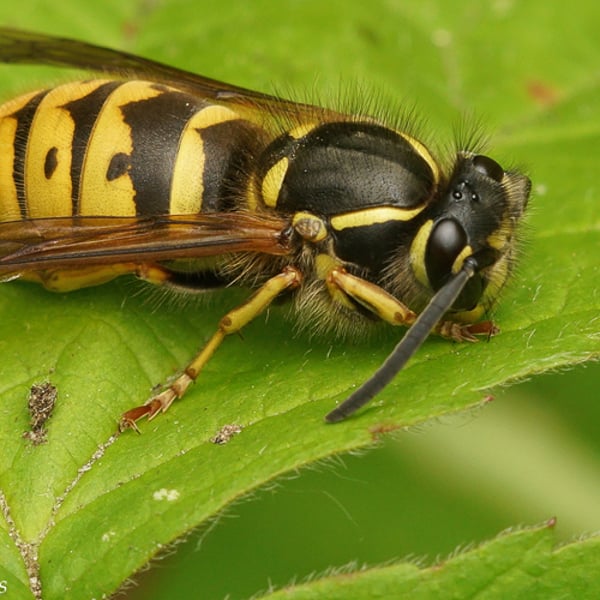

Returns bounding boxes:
[261,121,438,214]
[256,121,445,276]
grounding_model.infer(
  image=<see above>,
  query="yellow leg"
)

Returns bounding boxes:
[22,262,171,291]
[120,266,302,431]
[329,267,496,342]
[328,267,417,326]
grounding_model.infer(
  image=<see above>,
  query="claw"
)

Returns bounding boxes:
[119,390,177,432]
[437,319,499,342]
[464,320,499,339]
[118,405,148,433]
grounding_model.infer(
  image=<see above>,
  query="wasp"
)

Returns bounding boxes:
[0,29,531,429]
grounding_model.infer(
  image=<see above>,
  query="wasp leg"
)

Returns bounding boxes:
[120,266,302,431]
[434,319,499,342]
[328,267,417,326]
[22,263,171,292]
[328,267,496,341]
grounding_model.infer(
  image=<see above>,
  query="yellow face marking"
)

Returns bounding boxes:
[0,90,40,221]
[479,254,510,309]
[170,105,240,215]
[330,205,424,231]
[451,305,485,323]
[486,230,509,251]
[261,157,288,208]
[80,81,162,216]
[409,219,434,288]
[451,245,473,274]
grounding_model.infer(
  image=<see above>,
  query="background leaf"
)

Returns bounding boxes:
[258,523,600,599]
[0,0,598,599]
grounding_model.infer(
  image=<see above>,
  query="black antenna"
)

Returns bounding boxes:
[325,256,480,423]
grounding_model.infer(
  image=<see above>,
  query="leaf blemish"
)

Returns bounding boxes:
[22,381,58,446]
[153,488,181,502]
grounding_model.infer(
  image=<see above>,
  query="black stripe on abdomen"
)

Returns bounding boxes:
[120,87,199,216]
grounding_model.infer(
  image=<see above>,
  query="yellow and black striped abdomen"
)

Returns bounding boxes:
[0,80,264,222]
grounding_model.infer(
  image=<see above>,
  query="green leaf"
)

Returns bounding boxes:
[0,1,598,598]
[261,527,600,600]
[257,523,600,599]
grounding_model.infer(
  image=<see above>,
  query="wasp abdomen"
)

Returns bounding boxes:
[0,80,263,222]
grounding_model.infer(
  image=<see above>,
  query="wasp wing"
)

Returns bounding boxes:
[0,212,290,276]
[0,28,341,121]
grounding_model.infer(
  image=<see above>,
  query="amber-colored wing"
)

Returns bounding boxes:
[0,28,342,121]
[0,212,291,277]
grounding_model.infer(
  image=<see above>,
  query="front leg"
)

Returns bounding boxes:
[329,267,495,340]
[328,268,417,327]
[435,319,498,342]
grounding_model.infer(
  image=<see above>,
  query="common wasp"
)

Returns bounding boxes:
[0,29,531,429]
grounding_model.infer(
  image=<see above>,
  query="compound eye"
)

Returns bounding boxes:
[472,155,504,182]
[426,219,467,291]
